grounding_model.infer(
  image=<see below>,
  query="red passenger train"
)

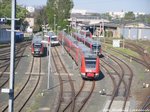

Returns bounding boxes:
[79,30,92,38]
[31,36,44,56]
[72,32,102,56]
[58,31,100,79]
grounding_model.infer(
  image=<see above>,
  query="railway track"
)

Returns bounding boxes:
[104,41,150,112]
[51,47,75,112]
[0,41,31,60]
[104,39,150,69]
[108,48,149,69]
[1,57,42,112]
[125,42,150,70]
[0,42,30,89]
[141,97,150,111]
[101,64,116,94]
[52,46,96,112]
[102,51,133,112]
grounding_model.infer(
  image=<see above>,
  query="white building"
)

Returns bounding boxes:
[109,11,125,18]
[71,9,87,15]
[24,18,34,33]
[26,6,35,13]
[109,11,145,18]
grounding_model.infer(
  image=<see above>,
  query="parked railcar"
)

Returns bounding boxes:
[84,37,101,55]
[31,36,44,56]
[58,31,100,79]
[72,32,102,56]
[47,31,59,46]
[79,30,92,38]
[72,32,85,43]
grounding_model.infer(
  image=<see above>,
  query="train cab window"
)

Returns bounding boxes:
[92,45,100,51]
[34,44,42,48]
[51,38,57,41]
[85,58,96,68]
[86,32,91,37]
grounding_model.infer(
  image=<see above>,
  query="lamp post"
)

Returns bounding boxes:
[66,25,69,33]
[121,18,124,49]
[9,0,16,111]
[48,36,51,90]
[57,26,61,35]
[54,14,56,33]
[62,29,66,54]
[55,24,57,34]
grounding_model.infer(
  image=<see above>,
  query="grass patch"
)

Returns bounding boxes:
[114,47,139,58]
[104,43,140,58]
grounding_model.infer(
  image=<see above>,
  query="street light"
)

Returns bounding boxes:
[54,14,56,33]
[55,24,57,34]
[62,29,66,54]
[1,0,18,112]
[57,26,61,35]
[66,25,70,33]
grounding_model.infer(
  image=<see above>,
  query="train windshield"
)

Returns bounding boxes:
[85,58,96,68]
[51,38,57,41]
[86,32,91,37]
[34,44,42,48]
[92,45,100,51]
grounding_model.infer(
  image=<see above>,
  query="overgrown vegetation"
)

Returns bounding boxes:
[46,0,74,30]
[0,0,28,28]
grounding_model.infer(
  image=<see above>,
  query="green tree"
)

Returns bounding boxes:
[46,0,73,30]
[0,0,28,26]
[0,0,11,17]
[33,6,47,32]
[124,11,135,21]
[136,14,150,25]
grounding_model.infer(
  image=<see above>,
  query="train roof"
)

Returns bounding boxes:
[32,36,43,44]
[66,34,78,45]
[74,32,101,46]
[85,37,101,46]
[78,42,97,58]
[78,42,91,53]
[73,32,85,39]
[48,31,56,37]
[65,34,97,58]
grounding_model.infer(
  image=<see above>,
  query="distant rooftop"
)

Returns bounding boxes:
[71,9,87,15]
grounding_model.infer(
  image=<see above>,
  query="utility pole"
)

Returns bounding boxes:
[9,0,16,111]
[54,14,56,33]
[1,1,19,111]
[48,36,51,89]
[122,22,125,49]
[62,29,66,54]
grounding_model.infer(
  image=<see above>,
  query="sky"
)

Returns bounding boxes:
[17,0,150,14]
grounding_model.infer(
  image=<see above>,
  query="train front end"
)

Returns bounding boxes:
[92,44,102,56]
[80,54,100,79]
[31,43,44,56]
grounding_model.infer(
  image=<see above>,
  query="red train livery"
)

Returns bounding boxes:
[58,31,100,79]
[31,36,44,56]
[72,32,102,56]
[79,30,92,38]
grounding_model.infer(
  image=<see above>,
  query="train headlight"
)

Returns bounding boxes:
[86,69,92,72]
[81,73,85,75]
[95,73,99,76]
